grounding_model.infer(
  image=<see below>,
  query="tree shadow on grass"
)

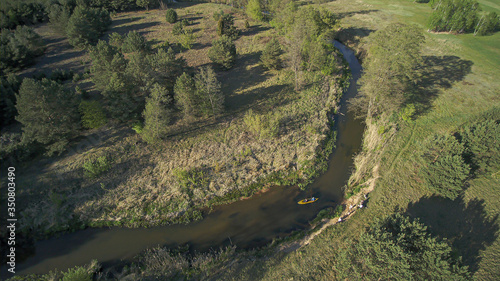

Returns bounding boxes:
[240,25,271,37]
[337,9,379,19]
[404,195,498,273]
[411,55,473,116]
[108,21,162,37]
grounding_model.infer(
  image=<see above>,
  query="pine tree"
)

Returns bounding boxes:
[174,72,197,117]
[141,84,172,143]
[194,66,224,116]
[15,78,80,155]
[260,38,282,70]
[208,36,237,70]
[420,135,471,199]
[246,0,264,21]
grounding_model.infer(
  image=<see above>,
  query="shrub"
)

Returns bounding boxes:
[61,259,100,281]
[0,26,45,74]
[79,100,107,129]
[49,69,74,82]
[179,28,196,50]
[260,38,282,70]
[208,36,237,70]
[244,109,280,139]
[165,8,177,24]
[172,21,185,35]
[83,155,111,178]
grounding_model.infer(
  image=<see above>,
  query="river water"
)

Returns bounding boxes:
[10,41,364,277]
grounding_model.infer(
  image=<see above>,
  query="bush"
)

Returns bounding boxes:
[172,21,185,35]
[0,25,45,74]
[165,8,177,24]
[49,69,74,82]
[260,38,282,70]
[83,155,111,178]
[208,36,237,70]
[243,109,280,139]
[179,28,196,50]
[79,100,107,129]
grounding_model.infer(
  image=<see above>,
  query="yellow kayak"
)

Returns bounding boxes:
[298,197,319,205]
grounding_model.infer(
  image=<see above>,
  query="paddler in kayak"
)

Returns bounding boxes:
[298,197,318,204]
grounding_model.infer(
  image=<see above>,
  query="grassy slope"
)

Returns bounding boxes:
[4,3,347,237]
[215,0,500,280]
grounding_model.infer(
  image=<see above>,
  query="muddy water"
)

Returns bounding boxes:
[12,41,364,276]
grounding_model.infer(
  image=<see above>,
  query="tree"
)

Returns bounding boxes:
[174,72,197,117]
[461,119,500,174]
[149,47,187,91]
[165,8,177,24]
[66,5,111,48]
[428,0,480,33]
[208,36,237,70]
[216,14,239,40]
[474,12,500,35]
[351,23,425,117]
[141,83,172,143]
[0,25,45,74]
[89,40,128,91]
[0,74,21,128]
[15,78,80,155]
[122,31,150,53]
[420,135,470,199]
[260,38,282,70]
[246,0,263,21]
[334,213,470,280]
[194,66,224,116]
[79,100,107,129]
[136,0,151,10]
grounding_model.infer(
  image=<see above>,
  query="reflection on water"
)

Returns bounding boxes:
[12,41,364,276]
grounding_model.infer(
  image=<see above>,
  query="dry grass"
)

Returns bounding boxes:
[10,3,347,237]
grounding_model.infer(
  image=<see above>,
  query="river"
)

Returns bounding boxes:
[8,41,364,277]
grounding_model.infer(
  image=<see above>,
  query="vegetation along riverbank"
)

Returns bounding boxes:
[1,0,499,280]
[1,2,349,242]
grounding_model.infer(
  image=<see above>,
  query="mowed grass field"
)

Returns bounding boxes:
[212,0,499,280]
